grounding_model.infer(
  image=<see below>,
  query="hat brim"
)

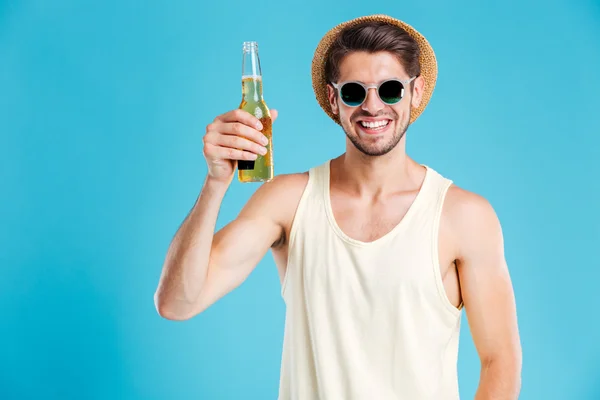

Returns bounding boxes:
[311,14,438,126]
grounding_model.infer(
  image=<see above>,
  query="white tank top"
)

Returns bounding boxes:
[278,160,463,400]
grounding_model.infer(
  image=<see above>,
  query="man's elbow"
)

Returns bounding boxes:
[483,352,523,392]
[154,292,196,321]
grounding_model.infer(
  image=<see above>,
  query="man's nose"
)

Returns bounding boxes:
[361,87,385,114]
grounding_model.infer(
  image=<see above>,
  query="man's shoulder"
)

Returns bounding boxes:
[444,184,494,216]
[247,170,316,248]
[444,183,500,224]
[246,170,311,224]
[442,183,504,258]
[258,171,310,197]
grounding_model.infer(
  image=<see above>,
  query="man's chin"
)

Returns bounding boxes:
[350,139,398,157]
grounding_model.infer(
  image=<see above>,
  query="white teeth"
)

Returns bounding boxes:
[360,120,390,129]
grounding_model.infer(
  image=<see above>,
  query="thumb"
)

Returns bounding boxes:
[270,109,278,122]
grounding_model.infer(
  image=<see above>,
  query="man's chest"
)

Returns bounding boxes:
[330,192,417,243]
[272,205,461,310]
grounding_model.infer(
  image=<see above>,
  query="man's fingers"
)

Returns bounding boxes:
[214,109,262,130]
[214,134,267,156]
[216,121,269,145]
[203,142,258,161]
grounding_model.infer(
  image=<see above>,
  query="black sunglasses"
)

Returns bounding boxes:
[331,77,416,107]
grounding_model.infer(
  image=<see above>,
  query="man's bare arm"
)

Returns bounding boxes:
[154,173,306,321]
[448,187,522,399]
[189,173,306,316]
[154,107,306,321]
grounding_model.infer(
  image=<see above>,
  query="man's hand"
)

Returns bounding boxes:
[203,109,278,184]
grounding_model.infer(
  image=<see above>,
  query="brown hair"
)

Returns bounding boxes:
[324,21,421,85]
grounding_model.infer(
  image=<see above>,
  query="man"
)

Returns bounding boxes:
[154,14,522,399]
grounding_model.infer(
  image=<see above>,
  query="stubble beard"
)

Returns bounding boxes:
[341,111,410,157]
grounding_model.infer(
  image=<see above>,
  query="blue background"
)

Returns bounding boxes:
[1,0,599,399]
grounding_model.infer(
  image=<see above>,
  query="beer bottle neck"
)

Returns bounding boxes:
[242,42,264,101]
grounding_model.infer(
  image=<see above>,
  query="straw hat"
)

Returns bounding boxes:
[311,14,438,126]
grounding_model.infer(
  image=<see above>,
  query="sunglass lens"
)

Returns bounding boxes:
[340,83,366,107]
[379,80,404,104]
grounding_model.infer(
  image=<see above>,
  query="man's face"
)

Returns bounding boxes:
[327,51,424,157]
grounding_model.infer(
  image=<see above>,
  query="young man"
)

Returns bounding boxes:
[154,15,522,400]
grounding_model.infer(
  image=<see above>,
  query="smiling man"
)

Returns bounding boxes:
[154,14,522,400]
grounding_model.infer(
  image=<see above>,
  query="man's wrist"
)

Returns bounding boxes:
[203,175,231,196]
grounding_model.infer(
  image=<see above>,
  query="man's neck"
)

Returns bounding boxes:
[332,140,423,197]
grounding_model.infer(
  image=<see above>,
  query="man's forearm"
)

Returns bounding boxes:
[154,176,229,320]
[475,358,522,400]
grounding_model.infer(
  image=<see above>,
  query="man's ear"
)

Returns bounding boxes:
[327,84,339,115]
[410,75,426,109]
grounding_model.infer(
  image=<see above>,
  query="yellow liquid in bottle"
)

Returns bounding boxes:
[237,76,273,183]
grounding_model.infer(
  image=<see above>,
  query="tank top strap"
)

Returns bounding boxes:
[313,159,330,193]
[424,166,454,211]
[414,166,452,211]
[285,160,330,245]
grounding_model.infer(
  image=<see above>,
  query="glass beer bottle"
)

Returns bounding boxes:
[237,41,274,183]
